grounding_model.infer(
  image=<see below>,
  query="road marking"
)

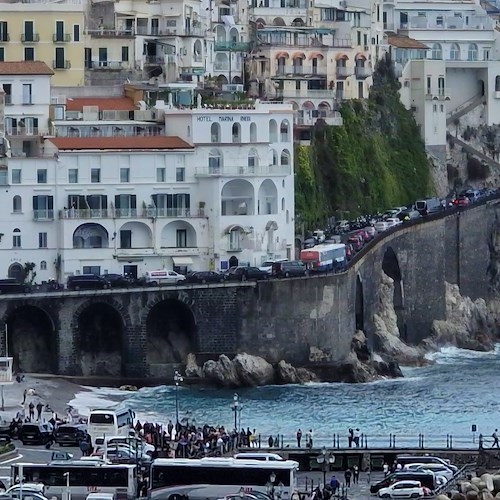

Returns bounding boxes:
[0,454,22,465]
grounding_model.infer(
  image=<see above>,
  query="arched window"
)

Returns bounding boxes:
[281,197,285,211]
[496,76,500,92]
[13,195,22,213]
[248,148,258,171]
[250,122,257,142]
[431,43,442,60]
[281,149,290,166]
[211,122,221,143]
[232,123,241,143]
[209,148,223,173]
[269,119,278,142]
[40,260,47,270]
[13,228,21,248]
[280,119,290,142]
[468,43,478,61]
[450,43,460,61]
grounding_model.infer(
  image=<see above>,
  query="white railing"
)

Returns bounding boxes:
[195,165,291,176]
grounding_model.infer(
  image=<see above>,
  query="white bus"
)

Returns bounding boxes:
[149,457,299,500]
[88,408,135,445]
[11,461,137,500]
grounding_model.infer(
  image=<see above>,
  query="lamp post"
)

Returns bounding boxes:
[232,393,242,431]
[174,370,183,425]
[63,472,71,500]
[316,447,335,489]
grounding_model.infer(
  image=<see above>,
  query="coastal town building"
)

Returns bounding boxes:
[0,0,85,87]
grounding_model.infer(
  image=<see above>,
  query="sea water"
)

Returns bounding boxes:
[70,345,500,448]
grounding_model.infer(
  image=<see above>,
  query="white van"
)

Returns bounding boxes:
[234,453,284,461]
[144,270,186,285]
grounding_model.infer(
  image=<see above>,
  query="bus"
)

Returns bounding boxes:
[300,243,346,272]
[11,461,137,500]
[149,457,299,500]
[88,408,135,445]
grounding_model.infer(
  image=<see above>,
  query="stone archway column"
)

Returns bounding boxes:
[59,303,77,375]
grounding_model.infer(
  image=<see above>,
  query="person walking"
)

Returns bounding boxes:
[353,428,360,447]
[296,429,302,448]
[329,475,339,494]
[28,402,35,421]
[383,462,389,477]
[352,465,359,484]
[492,429,500,448]
[36,402,44,421]
[347,428,354,448]
[344,469,352,487]
[308,429,314,449]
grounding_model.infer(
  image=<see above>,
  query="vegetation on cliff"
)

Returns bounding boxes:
[295,55,432,228]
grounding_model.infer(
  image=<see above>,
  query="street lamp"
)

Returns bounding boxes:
[316,447,335,488]
[63,472,71,500]
[174,370,183,425]
[232,393,242,430]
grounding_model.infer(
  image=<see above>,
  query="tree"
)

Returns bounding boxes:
[23,262,36,285]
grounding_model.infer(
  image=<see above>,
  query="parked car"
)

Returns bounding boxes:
[101,274,135,288]
[456,195,470,207]
[259,259,288,275]
[371,472,436,494]
[378,480,425,498]
[386,217,402,228]
[67,274,110,291]
[272,260,308,278]
[374,221,389,232]
[94,446,152,465]
[364,226,377,238]
[186,271,224,284]
[224,266,269,281]
[462,189,481,203]
[143,270,186,285]
[18,422,53,446]
[0,279,30,295]
[54,423,88,446]
[347,236,363,251]
[398,210,421,222]
[93,435,155,455]
[396,455,457,473]
[413,464,454,481]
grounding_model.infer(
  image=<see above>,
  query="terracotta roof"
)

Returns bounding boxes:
[0,61,54,76]
[65,97,138,112]
[388,35,429,50]
[47,136,193,150]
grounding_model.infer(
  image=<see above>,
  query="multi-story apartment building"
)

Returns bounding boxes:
[0,0,85,87]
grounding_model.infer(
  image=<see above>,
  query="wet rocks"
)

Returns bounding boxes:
[233,353,275,386]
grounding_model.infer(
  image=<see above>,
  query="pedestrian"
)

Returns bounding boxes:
[383,462,389,477]
[36,402,44,421]
[492,429,500,448]
[344,468,352,487]
[79,439,89,457]
[352,464,359,484]
[329,475,339,494]
[308,429,313,449]
[296,428,302,448]
[347,428,353,448]
[21,389,27,405]
[268,435,273,447]
[28,402,35,421]
[353,428,360,447]
[367,466,371,484]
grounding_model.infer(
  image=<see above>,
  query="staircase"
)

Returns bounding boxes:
[446,94,486,126]
[448,134,500,170]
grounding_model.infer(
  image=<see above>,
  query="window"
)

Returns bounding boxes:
[37,169,47,183]
[450,43,460,61]
[156,167,166,182]
[0,22,8,42]
[229,229,240,251]
[250,123,257,142]
[0,167,6,185]
[280,120,290,142]
[73,24,80,42]
[431,43,442,60]
[24,47,34,61]
[248,148,258,170]
[209,149,223,173]
[0,48,4,62]
[12,169,21,184]
[33,195,54,220]
[176,229,187,248]
[55,20,64,41]
[22,84,32,104]
[176,167,185,182]
[55,47,65,68]
[211,123,221,143]
[468,43,478,61]
[24,21,34,41]
[68,168,78,183]
[39,232,47,248]
[91,168,101,183]
[40,260,47,270]
[121,46,129,62]
[12,229,21,248]
[120,167,130,183]
[232,123,241,143]
[83,266,101,275]
[13,196,22,213]
[120,230,132,249]
[114,194,137,216]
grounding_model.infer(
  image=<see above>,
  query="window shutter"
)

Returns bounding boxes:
[151,194,158,207]
[131,195,136,209]
[33,196,38,210]
[185,194,191,209]
[167,194,173,209]
[102,195,108,209]
[48,196,54,209]
[115,195,121,209]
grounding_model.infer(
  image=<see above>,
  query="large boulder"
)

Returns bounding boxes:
[492,475,500,494]
[233,353,275,386]
[481,474,494,492]
[452,493,466,500]
[185,353,202,378]
[466,491,479,500]
[351,330,371,362]
[276,360,300,384]
[481,492,495,500]
[202,355,240,387]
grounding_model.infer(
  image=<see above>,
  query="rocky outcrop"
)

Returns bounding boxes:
[202,354,240,387]
[430,282,498,351]
[233,353,275,386]
[456,473,500,500]
[276,360,318,384]
[185,353,202,378]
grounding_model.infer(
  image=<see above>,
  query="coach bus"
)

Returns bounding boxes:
[88,408,135,445]
[149,457,299,500]
[300,243,346,272]
[11,461,137,500]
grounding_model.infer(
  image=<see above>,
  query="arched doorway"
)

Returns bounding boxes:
[8,263,23,281]
[382,247,405,339]
[146,300,197,375]
[355,275,364,332]
[6,306,56,373]
[75,303,124,376]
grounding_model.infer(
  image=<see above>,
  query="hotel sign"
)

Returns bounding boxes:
[196,115,251,122]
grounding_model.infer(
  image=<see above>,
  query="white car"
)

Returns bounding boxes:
[259,259,288,275]
[386,217,402,228]
[378,480,425,498]
[144,270,186,285]
[374,221,389,232]
[414,464,454,481]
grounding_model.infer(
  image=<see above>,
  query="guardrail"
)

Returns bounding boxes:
[434,462,476,496]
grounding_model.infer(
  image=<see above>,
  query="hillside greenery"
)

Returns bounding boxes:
[295,55,432,229]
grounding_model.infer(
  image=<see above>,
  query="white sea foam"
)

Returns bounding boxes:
[425,343,500,363]
[69,386,130,416]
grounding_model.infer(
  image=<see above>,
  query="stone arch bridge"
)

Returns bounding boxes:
[0,200,498,381]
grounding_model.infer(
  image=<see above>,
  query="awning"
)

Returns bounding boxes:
[335,53,349,61]
[275,51,290,59]
[173,257,194,266]
[355,53,367,60]
[292,52,306,59]
[309,52,325,60]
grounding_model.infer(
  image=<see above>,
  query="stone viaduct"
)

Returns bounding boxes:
[0,199,498,382]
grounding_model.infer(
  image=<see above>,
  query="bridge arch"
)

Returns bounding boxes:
[382,246,406,339]
[144,298,197,376]
[71,299,130,376]
[5,305,57,373]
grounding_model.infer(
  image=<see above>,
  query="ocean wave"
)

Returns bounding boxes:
[424,343,500,364]
[69,386,130,416]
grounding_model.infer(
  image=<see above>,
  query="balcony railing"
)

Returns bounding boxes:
[276,89,335,99]
[214,41,251,52]
[33,209,54,221]
[4,95,12,105]
[53,33,71,42]
[7,127,40,136]
[21,33,40,42]
[59,207,196,219]
[355,66,372,79]
[195,165,291,176]
[89,61,126,70]
[53,60,71,70]
[0,35,10,43]
[86,28,134,37]
[276,65,326,76]
[144,56,165,65]
[336,66,350,78]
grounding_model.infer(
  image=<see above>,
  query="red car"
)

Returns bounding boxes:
[456,196,469,207]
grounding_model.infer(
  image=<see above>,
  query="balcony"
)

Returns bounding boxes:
[21,33,40,43]
[195,165,291,176]
[336,66,350,78]
[60,208,111,219]
[86,28,134,37]
[215,41,251,52]
[0,35,10,43]
[89,61,126,70]
[297,111,343,127]
[145,56,165,65]
[276,89,335,99]
[53,34,71,42]
[7,128,40,136]
[275,65,326,77]
[33,210,54,221]
[355,66,372,79]
[53,60,71,70]
[157,247,201,257]
[59,207,197,219]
